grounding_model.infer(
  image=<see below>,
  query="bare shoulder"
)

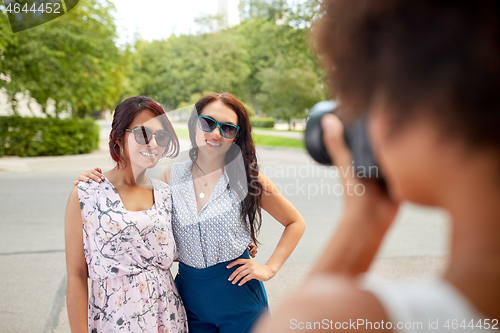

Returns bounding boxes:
[65,186,83,234]
[160,165,172,185]
[257,172,275,192]
[68,185,80,204]
[254,275,390,332]
[66,185,83,214]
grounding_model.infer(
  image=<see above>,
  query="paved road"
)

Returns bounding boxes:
[0,135,449,332]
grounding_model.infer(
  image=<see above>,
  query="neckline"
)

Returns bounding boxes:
[103,176,156,213]
[187,161,227,215]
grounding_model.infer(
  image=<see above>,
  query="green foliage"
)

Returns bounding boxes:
[127,30,251,109]
[0,0,327,135]
[0,7,14,54]
[129,2,326,114]
[177,93,203,110]
[250,117,275,128]
[257,66,324,125]
[231,14,326,113]
[0,116,99,157]
[243,103,256,117]
[0,1,123,117]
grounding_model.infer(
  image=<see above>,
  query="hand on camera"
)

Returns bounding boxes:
[321,114,399,230]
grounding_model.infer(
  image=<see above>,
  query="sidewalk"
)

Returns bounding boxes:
[253,129,303,140]
[0,121,449,333]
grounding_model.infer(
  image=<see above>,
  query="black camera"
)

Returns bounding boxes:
[304,101,383,180]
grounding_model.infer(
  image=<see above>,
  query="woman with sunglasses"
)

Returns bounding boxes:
[76,92,306,333]
[65,96,188,333]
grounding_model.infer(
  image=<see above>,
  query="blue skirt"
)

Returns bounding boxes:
[175,249,269,333]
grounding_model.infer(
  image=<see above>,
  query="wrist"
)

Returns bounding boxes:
[264,263,278,278]
[342,211,393,234]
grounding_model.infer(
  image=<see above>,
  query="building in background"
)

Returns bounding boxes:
[0,89,47,117]
[239,0,276,21]
[218,0,229,30]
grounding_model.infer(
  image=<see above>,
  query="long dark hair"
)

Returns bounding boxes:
[110,96,179,168]
[187,93,263,245]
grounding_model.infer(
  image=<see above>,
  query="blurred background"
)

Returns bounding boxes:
[0,1,450,332]
[0,0,325,130]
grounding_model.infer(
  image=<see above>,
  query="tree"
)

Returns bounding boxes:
[232,18,284,104]
[238,0,289,22]
[128,30,251,110]
[0,0,123,117]
[232,2,327,113]
[200,31,251,98]
[257,65,324,129]
[0,8,15,55]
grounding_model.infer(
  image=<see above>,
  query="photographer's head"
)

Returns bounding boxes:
[315,0,500,204]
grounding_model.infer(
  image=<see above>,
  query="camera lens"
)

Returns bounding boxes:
[305,101,383,181]
[304,101,337,165]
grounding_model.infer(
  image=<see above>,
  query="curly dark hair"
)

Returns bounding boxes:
[314,0,500,153]
[187,93,263,245]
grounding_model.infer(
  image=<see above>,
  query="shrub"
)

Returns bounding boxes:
[243,103,256,117]
[250,117,275,128]
[0,116,100,157]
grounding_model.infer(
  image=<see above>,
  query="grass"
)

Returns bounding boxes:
[172,127,305,149]
[251,133,305,149]
[173,128,189,139]
[253,127,305,133]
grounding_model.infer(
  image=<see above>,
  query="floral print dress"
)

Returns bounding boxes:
[77,177,188,333]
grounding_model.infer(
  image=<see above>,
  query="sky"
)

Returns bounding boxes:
[110,0,242,44]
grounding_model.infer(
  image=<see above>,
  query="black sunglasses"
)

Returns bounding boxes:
[125,126,172,147]
[198,115,240,139]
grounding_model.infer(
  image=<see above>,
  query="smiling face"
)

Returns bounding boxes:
[195,100,239,160]
[123,110,168,170]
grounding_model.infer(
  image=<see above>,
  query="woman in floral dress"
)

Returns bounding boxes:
[65,96,188,333]
[77,93,306,333]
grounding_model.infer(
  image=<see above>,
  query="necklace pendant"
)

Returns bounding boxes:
[199,192,205,199]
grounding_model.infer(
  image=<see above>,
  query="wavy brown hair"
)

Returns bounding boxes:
[110,96,179,168]
[187,93,263,245]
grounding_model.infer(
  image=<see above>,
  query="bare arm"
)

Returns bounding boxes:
[228,173,306,285]
[310,115,399,277]
[253,115,398,332]
[254,275,392,332]
[259,173,306,274]
[65,187,89,333]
